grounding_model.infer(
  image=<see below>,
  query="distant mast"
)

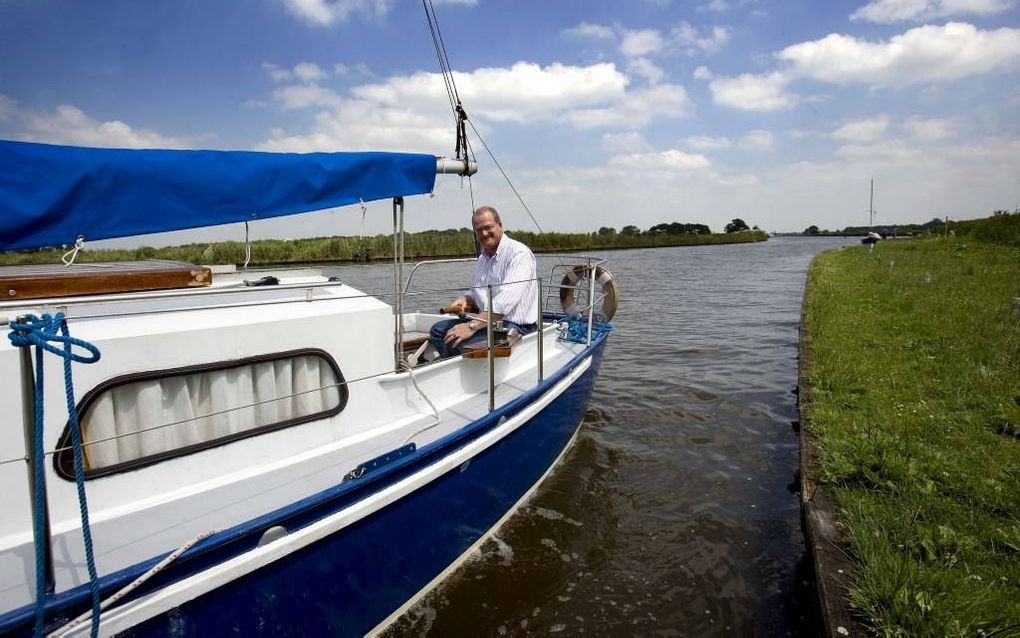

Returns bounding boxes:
[869,179,874,229]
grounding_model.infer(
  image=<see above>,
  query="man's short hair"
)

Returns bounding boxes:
[472,206,501,225]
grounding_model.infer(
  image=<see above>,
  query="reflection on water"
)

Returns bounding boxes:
[343,236,855,636]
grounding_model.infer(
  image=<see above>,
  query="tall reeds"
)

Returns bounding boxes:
[0,229,769,266]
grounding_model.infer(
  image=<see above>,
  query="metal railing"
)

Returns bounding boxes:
[547,256,609,345]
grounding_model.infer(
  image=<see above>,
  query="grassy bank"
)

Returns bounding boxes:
[0,229,768,266]
[802,237,1020,634]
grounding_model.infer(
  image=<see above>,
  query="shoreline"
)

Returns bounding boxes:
[798,285,870,637]
[798,236,1020,634]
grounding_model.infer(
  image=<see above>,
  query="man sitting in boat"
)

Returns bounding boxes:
[430,206,538,358]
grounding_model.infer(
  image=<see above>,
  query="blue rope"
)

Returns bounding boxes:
[9,313,100,638]
[561,316,614,344]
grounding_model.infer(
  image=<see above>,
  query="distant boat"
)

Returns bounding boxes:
[861,179,880,244]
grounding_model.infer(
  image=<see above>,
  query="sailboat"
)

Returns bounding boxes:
[0,84,616,638]
[861,179,881,245]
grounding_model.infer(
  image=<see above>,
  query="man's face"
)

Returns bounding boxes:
[473,212,503,256]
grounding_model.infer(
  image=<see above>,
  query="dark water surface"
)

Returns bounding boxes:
[343,237,855,636]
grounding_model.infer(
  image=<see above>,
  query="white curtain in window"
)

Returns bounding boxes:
[81,355,339,470]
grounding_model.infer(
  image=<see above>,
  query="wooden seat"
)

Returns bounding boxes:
[0,260,212,300]
[460,329,523,359]
[400,331,430,350]
[461,343,512,359]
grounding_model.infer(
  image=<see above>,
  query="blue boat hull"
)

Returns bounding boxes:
[111,339,607,636]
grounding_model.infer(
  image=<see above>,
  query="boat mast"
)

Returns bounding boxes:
[869,179,874,229]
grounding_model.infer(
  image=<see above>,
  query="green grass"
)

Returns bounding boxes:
[0,229,768,266]
[803,237,1020,635]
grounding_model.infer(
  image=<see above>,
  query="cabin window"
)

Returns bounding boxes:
[55,349,347,479]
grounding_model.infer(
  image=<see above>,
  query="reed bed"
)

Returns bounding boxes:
[0,229,769,266]
[950,211,1020,248]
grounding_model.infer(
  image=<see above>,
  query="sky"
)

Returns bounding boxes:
[1,0,1019,246]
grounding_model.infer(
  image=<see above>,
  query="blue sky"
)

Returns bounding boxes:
[1,0,1019,245]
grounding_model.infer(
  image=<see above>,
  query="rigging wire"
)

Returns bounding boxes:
[423,0,546,238]
[422,1,459,129]
[466,119,544,233]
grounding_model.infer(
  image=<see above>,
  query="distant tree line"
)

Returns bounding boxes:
[597,218,755,237]
[801,209,1019,246]
[802,217,950,237]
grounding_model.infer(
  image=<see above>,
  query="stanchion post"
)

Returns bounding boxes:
[20,336,54,593]
[392,197,406,371]
[487,284,495,412]
[586,258,596,345]
[536,276,543,383]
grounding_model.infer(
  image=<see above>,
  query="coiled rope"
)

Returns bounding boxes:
[9,313,101,638]
[561,318,614,345]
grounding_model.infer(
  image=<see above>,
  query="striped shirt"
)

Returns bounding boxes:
[468,233,538,325]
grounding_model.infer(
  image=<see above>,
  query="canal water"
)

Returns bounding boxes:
[341,236,856,636]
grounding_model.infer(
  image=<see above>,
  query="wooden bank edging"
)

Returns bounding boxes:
[798,276,870,638]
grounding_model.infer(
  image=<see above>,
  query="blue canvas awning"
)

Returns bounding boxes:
[0,140,438,251]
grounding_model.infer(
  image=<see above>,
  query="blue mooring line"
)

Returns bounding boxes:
[9,313,101,637]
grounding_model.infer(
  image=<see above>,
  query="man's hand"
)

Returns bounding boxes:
[443,321,481,348]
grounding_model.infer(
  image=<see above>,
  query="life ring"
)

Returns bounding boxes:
[559,265,618,319]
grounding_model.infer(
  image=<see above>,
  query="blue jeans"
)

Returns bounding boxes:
[429,318,538,359]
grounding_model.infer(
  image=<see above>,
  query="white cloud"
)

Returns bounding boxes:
[670,22,731,55]
[281,0,392,27]
[834,140,921,161]
[352,62,630,123]
[621,29,665,57]
[263,62,290,82]
[738,129,774,151]
[851,0,1014,23]
[684,135,731,149]
[260,100,450,153]
[609,149,711,170]
[778,22,1020,87]
[832,115,892,142]
[709,22,1020,110]
[563,22,615,39]
[272,83,344,109]
[565,84,694,128]
[19,105,204,149]
[293,62,328,81]
[701,0,731,12]
[629,57,665,84]
[261,62,692,152]
[708,72,795,111]
[693,66,713,80]
[334,62,372,78]
[902,116,955,140]
[601,131,653,153]
[264,61,331,82]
